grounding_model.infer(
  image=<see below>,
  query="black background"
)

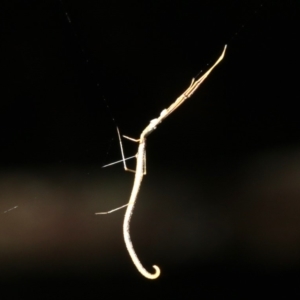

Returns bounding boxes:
[0,0,300,298]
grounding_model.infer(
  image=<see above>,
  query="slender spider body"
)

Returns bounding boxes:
[122,139,161,279]
[97,45,227,279]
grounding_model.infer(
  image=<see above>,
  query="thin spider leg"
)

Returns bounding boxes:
[95,130,137,215]
[123,135,140,142]
[117,127,136,173]
[95,203,129,214]
[189,77,195,87]
[143,148,146,175]
[102,155,136,168]
[123,134,146,175]
[95,199,144,215]
[153,45,227,123]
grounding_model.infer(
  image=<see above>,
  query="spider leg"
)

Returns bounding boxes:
[95,203,129,214]
[122,135,140,142]
[189,77,195,87]
[117,127,136,173]
[102,155,136,168]
[143,148,146,175]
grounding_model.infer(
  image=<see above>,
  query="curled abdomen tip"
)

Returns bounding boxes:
[149,265,160,279]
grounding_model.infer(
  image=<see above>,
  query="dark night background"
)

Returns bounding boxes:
[0,0,299,298]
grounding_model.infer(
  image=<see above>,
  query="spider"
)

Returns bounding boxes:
[97,45,227,279]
